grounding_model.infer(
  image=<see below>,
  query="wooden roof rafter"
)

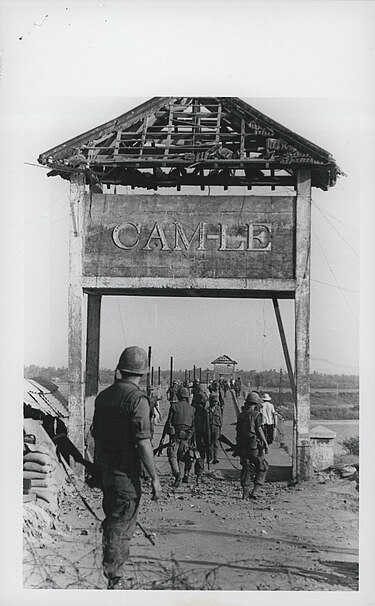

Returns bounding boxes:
[39,97,341,191]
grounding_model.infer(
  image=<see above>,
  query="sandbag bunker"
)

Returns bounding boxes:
[23,435,59,512]
[23,378,71,516]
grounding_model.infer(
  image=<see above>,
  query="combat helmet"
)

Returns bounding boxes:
[117,346,148,375]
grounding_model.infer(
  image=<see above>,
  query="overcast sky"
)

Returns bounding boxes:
[1,0,373,378]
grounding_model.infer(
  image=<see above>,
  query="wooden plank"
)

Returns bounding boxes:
[240,119,245,159]
[139,115,149,157]
[164,106,174,158]
[102,132,263,140]
[295,168,312,481]
[114,130,122,153]
[68,173,85,478]
[39,97,172,163]
[215,103,222,144]
[98,175,295,188]
[87,157,274,166]
[192,99,200,162]
[85,293,102,398]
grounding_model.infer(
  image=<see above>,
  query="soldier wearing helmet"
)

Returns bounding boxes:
[236,391,269,500]
[167,380,179,404]
[193,390,210,483]
[208,392,223,464]
[158,385,195,487]
[208,379,224,410]
[92,346,162,589]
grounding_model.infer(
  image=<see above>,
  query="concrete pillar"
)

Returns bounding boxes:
[295,168,312,480]
[68,173,85,475]
[310,425,336,470]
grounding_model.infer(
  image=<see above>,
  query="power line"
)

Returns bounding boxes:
[312,199,359,233]
[311,278,358,293]
[25,193,69,225]
[312,225,358,325]
[116,298,127,346]
[25,212,69,233]
[312,200,359,258]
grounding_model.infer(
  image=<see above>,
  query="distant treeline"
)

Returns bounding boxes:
[24,365,359,389]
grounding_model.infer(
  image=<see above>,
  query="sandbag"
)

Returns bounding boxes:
[23,469,53,480]
[25,486,56,497]
[25,487,57,504]
[23,452,56,468]
[32,443,59,463]
[23,462,54,474]
[29,478,58,489]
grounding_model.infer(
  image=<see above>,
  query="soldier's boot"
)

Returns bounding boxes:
[172,474,181,488]
[196,474,204,485]
[182,474,190,484]
[250,484,262,499]
[242,486,250,499]
[108,577,127,590]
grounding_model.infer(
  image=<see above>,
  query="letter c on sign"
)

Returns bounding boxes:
[112,222,140,249]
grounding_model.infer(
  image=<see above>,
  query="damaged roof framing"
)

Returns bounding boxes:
[38,97,341,192]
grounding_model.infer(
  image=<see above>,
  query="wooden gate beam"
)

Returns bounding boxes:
[85,293,102,398]
[295,168,312,481]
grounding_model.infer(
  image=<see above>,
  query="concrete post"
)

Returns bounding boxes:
[295,168,312,481]
[68,173,85,476]
[310,425,336,470]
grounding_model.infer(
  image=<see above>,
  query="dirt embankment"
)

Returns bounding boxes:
[23,465,358,591]
[23,389,358,591]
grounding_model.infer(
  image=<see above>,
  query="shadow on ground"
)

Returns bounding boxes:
[267,464,292,482]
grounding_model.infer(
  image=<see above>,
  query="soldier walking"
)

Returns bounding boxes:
[193,390,210,483]
[158,386,195,487]
[167,380,179,404]
[236,391,269,500]
[208,392,223,464]
[92,346,162,590]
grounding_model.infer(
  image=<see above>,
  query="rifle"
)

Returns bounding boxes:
[219,433,267,457]
[153,441,172,456]
[136,521,155,546]
[218,433,240,457]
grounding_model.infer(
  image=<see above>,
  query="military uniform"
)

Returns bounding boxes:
[166,398,195,485]
[208,399,222,463]
[193,394,210,478]
[92,378,151,584]
[167,383,179,403]
[236,405,269,497]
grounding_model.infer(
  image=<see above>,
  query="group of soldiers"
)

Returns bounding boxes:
[156,378,225,487]
[157,377,272,499]
[91,346,276,589]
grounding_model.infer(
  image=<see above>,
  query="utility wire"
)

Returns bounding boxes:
[311,278,358,293]
[312,225,358,325]
[312,198,359,233]
[312,200,359,258]
[25,195,69,225]
[117,298,127,346]
[25,211,69,233]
